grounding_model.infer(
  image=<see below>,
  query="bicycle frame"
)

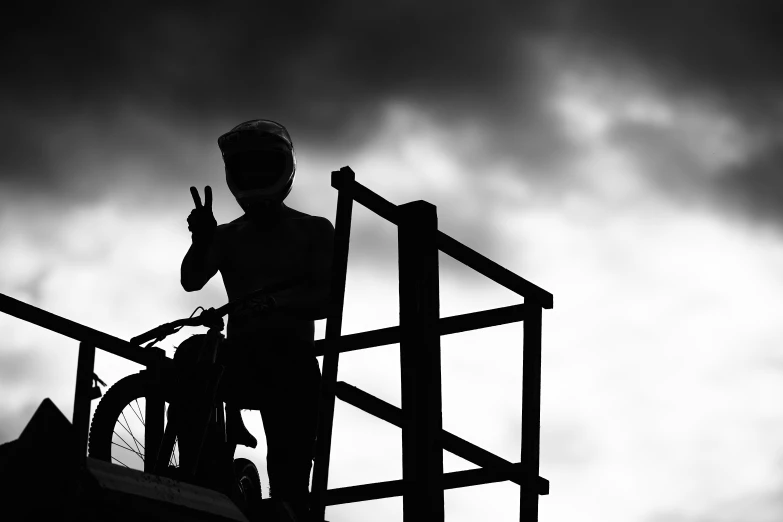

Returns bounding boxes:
[72,277,306,498]
[129,283,296,482]
[152,321,232,483]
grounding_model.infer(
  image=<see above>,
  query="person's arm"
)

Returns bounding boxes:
[181,225,226,292]
[268,217,334,320]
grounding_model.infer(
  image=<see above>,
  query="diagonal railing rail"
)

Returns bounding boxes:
[0,292,166,367]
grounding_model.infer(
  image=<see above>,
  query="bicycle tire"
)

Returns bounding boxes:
[88,371,178,471]
[234,457,264,518]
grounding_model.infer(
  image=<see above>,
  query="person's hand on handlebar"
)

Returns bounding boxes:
[233,292,278,322]
[187,186,217,243]
[196,307,223,328]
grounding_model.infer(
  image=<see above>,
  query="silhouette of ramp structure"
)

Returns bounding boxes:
[0,165,551,522]
[0,398,249,522]
[310,167,552,522]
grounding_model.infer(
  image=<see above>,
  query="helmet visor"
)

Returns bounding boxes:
[224,150,290,190]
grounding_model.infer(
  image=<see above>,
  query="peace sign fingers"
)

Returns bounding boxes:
[190,186,202,208]
[190,186,213,209]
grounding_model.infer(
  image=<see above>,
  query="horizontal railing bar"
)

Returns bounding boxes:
[331,167,399,225]
[322,464,548,505]
[313,304,527,356]
[323,477,401,506]
[443,464,548,494]
[439,304,526,336]
[334,381,548,494]
[313,325,399,357]
[0,292,167,368]
[437,232,553,309]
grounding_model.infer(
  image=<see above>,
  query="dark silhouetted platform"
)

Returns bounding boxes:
[0,398,250,522]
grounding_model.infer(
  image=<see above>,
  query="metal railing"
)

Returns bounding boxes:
[309,167,552,522]
[0,291,170,469]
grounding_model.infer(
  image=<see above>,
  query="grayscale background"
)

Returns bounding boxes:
[2,2,782,521]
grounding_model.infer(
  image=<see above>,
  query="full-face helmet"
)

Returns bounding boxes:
[217,119,296,210]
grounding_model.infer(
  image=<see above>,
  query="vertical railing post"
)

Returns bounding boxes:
[520,301,543,521]
[398,200,444,522]
[311,167,355,521]
[73,341,96,466]
[145,347,166,473]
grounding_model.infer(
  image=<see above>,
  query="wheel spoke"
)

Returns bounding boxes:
[130,399,146,427]
[92,374,178,473]
[168,439,178,468]
[111,440,143,459]
[120,411,145,456]
[112,456,131,468]
[112,432,144,460]
[116,413,145,451]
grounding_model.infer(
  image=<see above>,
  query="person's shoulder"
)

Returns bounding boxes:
[285,207,334,232]
[308,216,334,242]
[224,215,248,227]
[214,216,248,239]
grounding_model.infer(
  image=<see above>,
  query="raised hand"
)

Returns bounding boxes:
[187,186,217,242]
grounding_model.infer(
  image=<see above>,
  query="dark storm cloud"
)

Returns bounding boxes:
[0,0,567,199]
[3,1,783,220]
[718,148,783,223]
[559,1,783,129]
[554,1,783,220]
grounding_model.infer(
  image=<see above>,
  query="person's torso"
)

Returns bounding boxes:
[218,206,316,346]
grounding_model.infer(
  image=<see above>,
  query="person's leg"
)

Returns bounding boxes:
[226,405,258,448]
[174,362,224,479]
[171,335,209,477]
[259,350,321,518]
[219,337,260,449]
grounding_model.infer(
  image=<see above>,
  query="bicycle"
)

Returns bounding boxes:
[87,284,296,520]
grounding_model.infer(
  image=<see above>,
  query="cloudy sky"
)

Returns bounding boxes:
[3,2,783,521]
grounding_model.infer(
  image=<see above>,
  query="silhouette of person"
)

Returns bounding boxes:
[182,119,334,521]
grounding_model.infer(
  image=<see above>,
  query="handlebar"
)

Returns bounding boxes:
[130,278,302,346]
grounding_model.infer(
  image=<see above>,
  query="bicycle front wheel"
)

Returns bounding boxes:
[234,457,264,517]
[88,372,179,472]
